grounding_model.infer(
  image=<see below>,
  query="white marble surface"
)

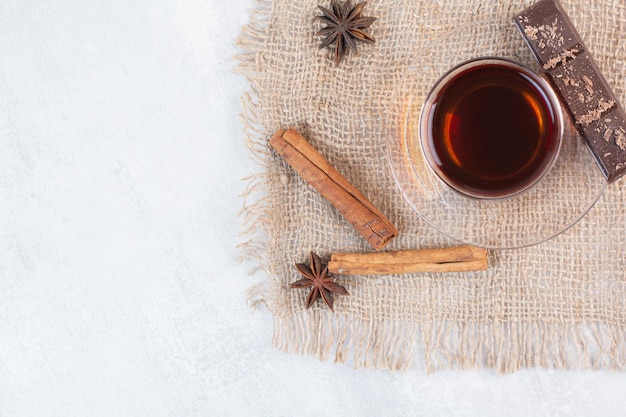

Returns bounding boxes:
[1,1,626,416]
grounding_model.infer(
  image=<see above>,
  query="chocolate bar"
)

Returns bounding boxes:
[514,0,626,182]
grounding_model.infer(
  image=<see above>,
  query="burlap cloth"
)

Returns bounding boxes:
[237,0,626,372]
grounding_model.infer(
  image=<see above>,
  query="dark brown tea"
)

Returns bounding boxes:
[422,60,562,198]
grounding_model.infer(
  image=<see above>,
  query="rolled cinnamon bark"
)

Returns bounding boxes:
[270,128,398,250]
[328,246,489,275]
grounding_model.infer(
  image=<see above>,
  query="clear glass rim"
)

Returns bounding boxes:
[417,56,565,200]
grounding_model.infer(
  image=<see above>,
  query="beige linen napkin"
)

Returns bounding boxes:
[238,0,626,371]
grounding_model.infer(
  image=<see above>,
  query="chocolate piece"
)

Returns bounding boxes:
[580,106,626,182]
[547,52,615,124]
[514,0,626,182]
[513,0,580,68]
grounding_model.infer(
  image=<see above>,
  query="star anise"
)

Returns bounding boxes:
[316,0,377,65]
[290,251,349,312]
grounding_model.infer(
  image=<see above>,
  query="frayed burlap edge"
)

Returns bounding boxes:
[272,313,626,373]
[236,0,273,310]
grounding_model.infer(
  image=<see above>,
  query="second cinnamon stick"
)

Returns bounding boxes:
[328,246,489,275]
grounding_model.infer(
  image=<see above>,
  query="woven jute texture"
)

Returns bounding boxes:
[237,0,626,372]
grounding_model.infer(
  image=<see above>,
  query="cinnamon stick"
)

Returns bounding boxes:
[328,246,489,275]
[270,128,398,250]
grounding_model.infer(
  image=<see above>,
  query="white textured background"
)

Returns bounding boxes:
[1,1,626,416]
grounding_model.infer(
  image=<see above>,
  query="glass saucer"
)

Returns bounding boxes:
[386,18,606,249]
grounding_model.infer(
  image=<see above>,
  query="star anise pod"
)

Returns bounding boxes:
[316,0,377,65]
[290,251,349,312]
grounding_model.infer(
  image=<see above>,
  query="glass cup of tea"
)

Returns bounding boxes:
[418,57,564,199]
